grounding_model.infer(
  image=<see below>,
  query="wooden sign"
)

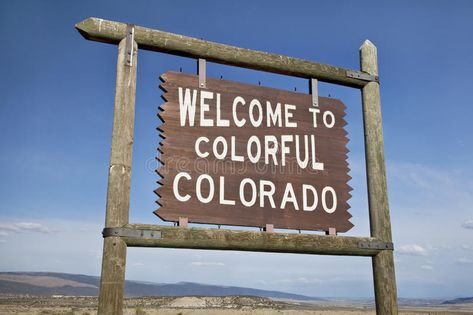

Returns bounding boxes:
[155,72,352,232]
[79,19,397,315]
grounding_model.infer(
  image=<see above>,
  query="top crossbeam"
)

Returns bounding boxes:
[75,17,376,88]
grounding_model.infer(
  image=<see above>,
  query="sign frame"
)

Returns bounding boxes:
[76,17,398,315]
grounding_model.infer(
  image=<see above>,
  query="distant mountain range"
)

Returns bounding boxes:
[0,272,318,301]
[1,272,471,305]
[442,297,473,305]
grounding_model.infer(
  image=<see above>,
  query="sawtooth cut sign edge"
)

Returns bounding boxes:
[155,71,353,232]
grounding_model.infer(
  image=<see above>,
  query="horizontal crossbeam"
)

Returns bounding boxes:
[118,224,391,256]
[75,17,377,88]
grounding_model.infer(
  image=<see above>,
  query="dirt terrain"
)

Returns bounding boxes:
[0,295,471,315]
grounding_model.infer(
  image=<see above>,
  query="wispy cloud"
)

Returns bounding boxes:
[456,258,473,265]
[388,162,455,190]
[131,262,145,267]
[0,222,55,235]
[191,261,224,267]
[421,264,433,271]
[256,276,323,286]
[388,162,473,216]
[461,244,472,250]
[462,220,473,230]
[397,244,428,256]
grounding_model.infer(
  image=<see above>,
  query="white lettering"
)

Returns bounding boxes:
[264,135,278,165]
[196,174,214,203]
[249,99,263,127]
[260,180,276,208]
[284,104,297,128]
[219,176,235,205]
[240,178,257,207]
[280,135,293,166]
[195,137,209,158]
[266,101,282,127]
[281,183,299,210]
[230,136,244,162]
[247,136,261,163]
[310,135,324,171]
[212,136,227,160]
[232,96,246,127]
[295,135,309,169]
[309,107,320,128]
[173,172,191,202]
[322,186,337,213]
[302,184,317,211]
[323,111,335,128]
[200,91,214,127]
[216,93,230,127]
[178,87,197,126]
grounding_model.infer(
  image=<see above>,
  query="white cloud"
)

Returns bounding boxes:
[397,244,428,256]
[0,239,6,243]
[462,220,473,230]
[255,276,323,286]
[388,162,473,219]
[421,265,433,271]
[388,162,454,190]
[191,261,224,267]
[0,222,55,234]
[131,262,145,267]
[456,258,473,265]
[461,244,472,250]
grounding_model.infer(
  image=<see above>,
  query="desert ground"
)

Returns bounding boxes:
[0,296,472,315]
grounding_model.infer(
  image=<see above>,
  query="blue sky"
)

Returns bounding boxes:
[1,0,472,298]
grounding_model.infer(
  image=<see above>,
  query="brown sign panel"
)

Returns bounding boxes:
[155,72,352,232]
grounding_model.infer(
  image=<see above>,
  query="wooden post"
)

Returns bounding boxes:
[360,40,398,314]
[98,37,138,315]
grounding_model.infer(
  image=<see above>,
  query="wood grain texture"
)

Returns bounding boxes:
[155,72,352,232]
[124,224,383,256]
[98,38,137,315]
[361,40,398,315]
[98,237,127,315]
[75,17,375,88]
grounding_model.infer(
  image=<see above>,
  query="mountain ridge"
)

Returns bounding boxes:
[0,272,319,301]
[441,297,473,305]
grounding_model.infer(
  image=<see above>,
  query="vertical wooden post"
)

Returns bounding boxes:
[360,40,398,314]
[98,37,138,315]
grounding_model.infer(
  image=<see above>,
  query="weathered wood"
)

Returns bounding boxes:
[75,17,376,88]
[98,237,127,315]
[156,71,352,232]
[360,40,398,314]
[98,38,138,315]
[123,224,388,256]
